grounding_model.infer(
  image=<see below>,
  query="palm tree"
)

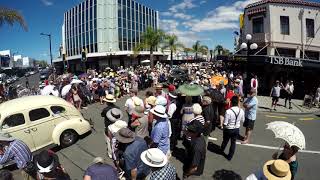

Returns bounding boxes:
[162,34,184,67]
[192,41,208,60]
[0,6,27,31]
[134,27,165,68]
[183,47,193,58]
[214,45,224,55]
[209,49,213,61]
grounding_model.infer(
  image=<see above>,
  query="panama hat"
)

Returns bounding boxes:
[106,108,123,122]
[263,160,291,180]
[146,96,157,106]
[0,133,15,142]
[108,120,128,134]
[114,128,136,144]
[103,94,116,103]
[140,148,168,168]
[150,105,168,118]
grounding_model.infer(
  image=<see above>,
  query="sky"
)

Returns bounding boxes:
[2,0,318,62]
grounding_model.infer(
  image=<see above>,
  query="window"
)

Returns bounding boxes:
[276,48,296,57]
[2,114,25,129]
[252,17,264,34]
[280,16,290,35]
[51,106,66,114]
[306,18,314,38]
[29,108,50,121]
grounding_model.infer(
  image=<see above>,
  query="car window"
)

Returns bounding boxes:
[50,106,66,114]
[29,108,50,121]
[2,113,25,129]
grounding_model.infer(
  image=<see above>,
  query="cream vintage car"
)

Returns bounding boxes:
[0,95,91,152]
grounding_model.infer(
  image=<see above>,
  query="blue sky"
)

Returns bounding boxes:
[2,0,316,62]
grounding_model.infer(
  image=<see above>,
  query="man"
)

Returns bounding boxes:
[115,128,150,179]
[150,105,170,156]
[131,106,149,138]
[270,80,282,111]
[84,157,118,180]
[202,96,215,143]
[167,91,179,150]
[0,133,33,179]
[285,80,294,109]
[183,120,206,179]
[221,96,245,161]
[125,88,144,125]
[242,88,258,144]
[140,148,176,180]
[250,74,258,93]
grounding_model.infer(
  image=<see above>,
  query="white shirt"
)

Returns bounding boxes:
[224,107,245,129]
[167,103,177,119]
[286,84,294,94]
[125,96,144,115]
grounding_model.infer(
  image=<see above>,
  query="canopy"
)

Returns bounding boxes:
[178,84,204,96]
[211,75,228,86]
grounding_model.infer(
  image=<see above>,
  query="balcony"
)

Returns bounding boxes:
[252,33,270,43]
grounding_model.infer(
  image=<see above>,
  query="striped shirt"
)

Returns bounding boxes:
[0,140,32,169]
[190,115,205,125]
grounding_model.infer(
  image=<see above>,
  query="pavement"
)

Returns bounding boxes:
[8,74,320,180]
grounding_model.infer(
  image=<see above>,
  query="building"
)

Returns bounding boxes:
[234,0,320,98]
[54,0,165,72]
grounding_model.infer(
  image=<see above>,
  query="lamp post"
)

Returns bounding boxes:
[40,33,53,66]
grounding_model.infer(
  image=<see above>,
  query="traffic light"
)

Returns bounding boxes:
[81,49,87,62]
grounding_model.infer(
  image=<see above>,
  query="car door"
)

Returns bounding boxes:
[28,107,55,150]
[1,112,36,152]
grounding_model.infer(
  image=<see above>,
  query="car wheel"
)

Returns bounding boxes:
[60,130,78,147]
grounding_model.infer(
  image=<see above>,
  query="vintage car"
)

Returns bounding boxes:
[0,95,91,152]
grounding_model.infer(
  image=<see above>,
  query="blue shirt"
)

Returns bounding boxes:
[151,118,170,154]
[123,137,150,178]
[244,96,258,120]
[85,163,118,180]
[0,140,32,169]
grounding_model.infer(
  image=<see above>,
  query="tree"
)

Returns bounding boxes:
[192,41,208,60]
[214,45,224,55]
[35,60,48,68]
[162,34,184,67]
[183,47,193,58]
[209,49,213,61]
[134,27,165,68]
[0,6,27,31]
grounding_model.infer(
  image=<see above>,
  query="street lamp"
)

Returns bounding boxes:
[40,33,53,66]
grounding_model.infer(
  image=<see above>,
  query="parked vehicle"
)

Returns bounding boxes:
[40,69,50,80]
[0,96,92,152]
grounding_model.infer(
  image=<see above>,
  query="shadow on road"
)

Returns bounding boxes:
[171,147,186,164]
[212,169,242,180]
[207,142,223,155]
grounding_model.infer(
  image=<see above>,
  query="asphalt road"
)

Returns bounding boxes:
[10,75,320,180]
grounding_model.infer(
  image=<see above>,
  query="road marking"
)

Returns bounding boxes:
[265,115,287,119]
[208,137,218,141]
[299,118,320,121]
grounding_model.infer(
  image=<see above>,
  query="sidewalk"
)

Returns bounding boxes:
[257,96,320,114]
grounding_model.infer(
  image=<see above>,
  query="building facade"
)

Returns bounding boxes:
[57,0,162,72]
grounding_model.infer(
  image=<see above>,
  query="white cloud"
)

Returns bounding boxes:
[41,0,53,6]
[200,0,206,5]
[168,0,198,13]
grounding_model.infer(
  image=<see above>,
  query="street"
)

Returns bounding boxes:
[11,75,320,180]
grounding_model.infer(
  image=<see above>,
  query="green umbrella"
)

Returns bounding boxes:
[178,84,204,96]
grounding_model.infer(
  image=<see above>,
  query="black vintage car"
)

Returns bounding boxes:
[164,68,189,87]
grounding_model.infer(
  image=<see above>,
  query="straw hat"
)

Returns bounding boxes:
[263,160,291,180]
[150,105,168,118]
[114,128,136,144]
[146,96,157,106]
[103,94,116,103]
[140,148,168,168]
[108,120,128,134]
[106,108,123,122]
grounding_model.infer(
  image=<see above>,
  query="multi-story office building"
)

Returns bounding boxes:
[55,0,163,72]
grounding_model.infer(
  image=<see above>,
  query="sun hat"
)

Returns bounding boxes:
[132,96,142,106]
[187,120,204,134]
[168,91,178,99]
[109,120,128,134]
[155,96,167,106]
[132,106,145,117]
[263,159,291,180]
[192,103,202,115]
[114,128,136,144]
[202,96,212,104]
[146,96,157,106]
[92,157,105,164]
[150,105,168,118]
[0,133,15,142]
[106,108,124,122]
[34,150,59,173]
[103,94,116,103]
[140,148,168,168]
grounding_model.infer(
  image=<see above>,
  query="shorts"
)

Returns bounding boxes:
[243,118,255,130]
[272,96,279,102]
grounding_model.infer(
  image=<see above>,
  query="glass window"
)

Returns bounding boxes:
[252,17,264,34]
[306,18,314,38]
[90,0,93,7]
[29,108,50,121]
[94,29,97,43]
[50,106,66,114]
[277,48,296,57]
[94,6,97,19]
[128,30,131,41]
[95,43,98,52]
[94,0,97,5]
[2,114,25,129]
[280,16,290,35]
[127,7,131,19]
[86,32,89,44]
[128,20,131,29]
[118,18,122,27]
[122,5,126,19]
[119,41,123,50]
[123,42,127,50]
[127,0,130,7]
[90,31,94,44]
[94,20,97,29]
[118,5,122,18]
[86,9,89,21]
[86,0,88,8]
[118,28,122,40]
[128,42,131,50]
[90,8,93,20]
[123,19,126,28]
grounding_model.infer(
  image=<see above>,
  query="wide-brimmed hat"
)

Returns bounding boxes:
[106,108,123,122]
[263,160,291,180]
[109,120,128,134]
[34,150,59,173]
[192,103,202,115]
[132,96,142,106]
[133,106,145,117]
[168,91,178,99]
[187,120,204,134]
[146,96,157,106]
[140,148,168,168]
[103,94,116,103]
[0,133,15,142]
[150,105,168,118]
[155,96,167,106]
[114,128,136,144]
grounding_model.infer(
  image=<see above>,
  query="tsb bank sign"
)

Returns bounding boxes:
[269,56,303,67]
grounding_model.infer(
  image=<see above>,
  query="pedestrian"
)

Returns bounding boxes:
[167,91,179,150]
[114,128,150,179]
[105,108,123,158]
[71,84,82,110]
[189,103,205,126]
[125,88,144,126]
[284,80,294,109]
[0,133,34,179]
[131,106,149,138]
[84,157,118,180]
[201,96,215,143]
[220,96,245,160]
[183,120,206,179]
[270,80,282,111]
[149,105,171,157]
[180,96,194,137]
[250,74,258,94]
[242,88,258,144]
[140,148,176,180]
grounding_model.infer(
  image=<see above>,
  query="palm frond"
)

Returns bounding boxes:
[0,6,28,31]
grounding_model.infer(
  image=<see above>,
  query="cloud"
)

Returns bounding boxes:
[161,11,192,20]
[200,0,206,5]
[41,0,53,6]
[168,0,198,13]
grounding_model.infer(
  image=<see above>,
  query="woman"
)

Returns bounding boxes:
[97,82,105,105]
[71,84,82,110]
[180,96,194,137]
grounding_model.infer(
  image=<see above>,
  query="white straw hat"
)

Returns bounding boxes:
[140,148,168,168]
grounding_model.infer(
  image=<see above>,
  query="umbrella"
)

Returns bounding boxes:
[266,121,306,150]
[61,84,72,97]
[41,85,55,96]
[178,84,204,96]
[211,75,228,86]
[141,59,150,63]
[70,79,84,84]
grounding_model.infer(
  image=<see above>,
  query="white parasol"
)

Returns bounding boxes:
[51,89,60,97]
[70,79,84,84]
[41,85,55,96]
[141,59,150,63]
[266,121,306,150]
[61,84,72,97]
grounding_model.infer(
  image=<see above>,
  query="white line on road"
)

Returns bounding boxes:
[208,137,218,141]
